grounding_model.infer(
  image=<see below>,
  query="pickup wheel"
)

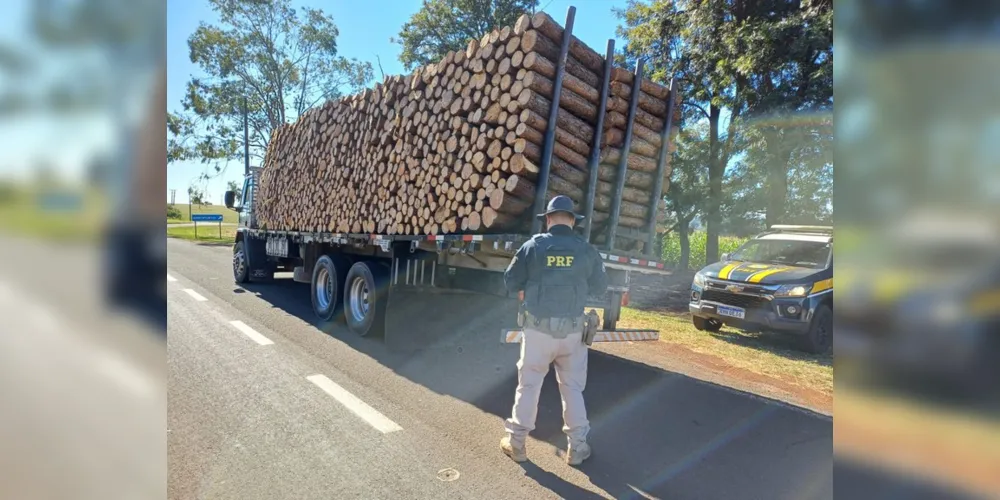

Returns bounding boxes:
[233,241,250,284]
[311,254,350,322]
[802,304,833,354]
[343,261,388,337]
[693,316,723,332]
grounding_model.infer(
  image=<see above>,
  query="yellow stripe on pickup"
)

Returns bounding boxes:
[746,267,791,283]
[969,290,1000,316]
[811,278,833,294]
[718,262,742,280]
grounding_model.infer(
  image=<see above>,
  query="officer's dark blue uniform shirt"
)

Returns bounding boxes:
[504,224,609,319]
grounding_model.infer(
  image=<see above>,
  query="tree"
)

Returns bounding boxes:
[662,122,711,269]
[168,0,373,180]
[616,0,750,265]
[188,184,207,206]
[393,0,539,71]
[227,179,243,204]
[736,2,832,227]
[617,0,832,259]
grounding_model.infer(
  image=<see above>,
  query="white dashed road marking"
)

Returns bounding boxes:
[306,374,403,434]
[229,320,274,346]
[183,289,207,302]
[167,274,177,282]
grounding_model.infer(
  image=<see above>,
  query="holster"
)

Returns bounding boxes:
[524,311,583,339]
[583,310,600,346]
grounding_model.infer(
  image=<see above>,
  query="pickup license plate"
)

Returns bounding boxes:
[716,305,745,319]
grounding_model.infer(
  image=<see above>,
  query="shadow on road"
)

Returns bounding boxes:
[242,278,833,500]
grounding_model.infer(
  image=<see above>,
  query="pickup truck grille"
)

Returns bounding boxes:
[700,290,769,310]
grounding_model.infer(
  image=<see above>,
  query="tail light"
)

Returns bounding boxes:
[621,291,630,307]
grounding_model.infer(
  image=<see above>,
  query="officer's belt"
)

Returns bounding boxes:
[523,311,585,339]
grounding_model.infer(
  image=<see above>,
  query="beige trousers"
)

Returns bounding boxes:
[504,327,590,448]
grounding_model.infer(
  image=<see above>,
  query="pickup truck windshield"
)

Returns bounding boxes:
[731,239,831,269]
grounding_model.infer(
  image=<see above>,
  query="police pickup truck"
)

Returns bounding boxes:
[688,225,833,353]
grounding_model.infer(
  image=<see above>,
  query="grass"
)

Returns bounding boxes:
[0,185,106,242]
[167,203,239,224]
[166,224,237,245]
[613,307,833,396]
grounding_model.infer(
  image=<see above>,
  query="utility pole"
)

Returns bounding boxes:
[169,189,176,206]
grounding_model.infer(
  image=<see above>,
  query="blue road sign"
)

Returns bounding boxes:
[191,214,223,222]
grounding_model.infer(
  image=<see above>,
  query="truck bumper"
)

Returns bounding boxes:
[689,297,812,335]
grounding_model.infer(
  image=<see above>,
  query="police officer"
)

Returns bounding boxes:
[500,195,608,465]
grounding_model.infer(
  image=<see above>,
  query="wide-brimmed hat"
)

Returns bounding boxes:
[536,195,584,220]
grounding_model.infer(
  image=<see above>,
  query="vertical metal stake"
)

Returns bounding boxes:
[606,59,644,251]
[645,78,679,256]
[529,6,576,234]
[583,39,615,241]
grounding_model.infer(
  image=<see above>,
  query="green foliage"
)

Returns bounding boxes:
[617,0,832,252]
[187,184,207,205]
[168,0,373,180]
[166,205,183,220]
[393,0,539,71]
[662,231,748,271]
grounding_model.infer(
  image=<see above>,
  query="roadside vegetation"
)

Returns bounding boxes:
[166,224,237,245]
[0,182,105,242]
[617,307,832,397]
[661,232,748,271]
[167,203,238,224]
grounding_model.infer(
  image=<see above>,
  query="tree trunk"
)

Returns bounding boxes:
[705,104,722,265]
[678,216,691,271]
[765,128,790,228]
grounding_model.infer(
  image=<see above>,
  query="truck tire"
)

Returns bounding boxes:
[233,241,250,284]
[311,254,350,322]
[343,261,388,337]
[802,304,833,354]
[693,316,723,332]
[602,307,619,331]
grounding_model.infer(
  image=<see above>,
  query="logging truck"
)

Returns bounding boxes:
[222,7,679,349]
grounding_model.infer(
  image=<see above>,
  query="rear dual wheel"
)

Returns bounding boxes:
[311,254,350,322]
[343,261,389,338]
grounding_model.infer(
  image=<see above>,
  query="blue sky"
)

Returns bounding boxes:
[167,0,631,203]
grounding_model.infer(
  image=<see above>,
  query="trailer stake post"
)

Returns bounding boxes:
[645,78,678,256]
[606,59,644,251]
[583,39,614,241]
[530,6,576,235]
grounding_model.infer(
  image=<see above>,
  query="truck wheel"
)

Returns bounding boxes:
[602,309,619,330]
[802,304,833,354]
[311,254,349,322]
[343,261,387,337]
[693,316,723,332]
[233,241,250,284]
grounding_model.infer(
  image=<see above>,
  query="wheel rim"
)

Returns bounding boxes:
[234,250,246,279]
[348,276,370,323]
[315,267,334,311]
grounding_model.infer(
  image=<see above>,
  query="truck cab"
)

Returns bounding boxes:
[689,225,833,353]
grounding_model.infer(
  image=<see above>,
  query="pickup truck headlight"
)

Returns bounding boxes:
[775,284,810,297]
[693,272,706,288]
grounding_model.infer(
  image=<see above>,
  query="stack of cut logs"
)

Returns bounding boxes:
[256,11,680,243]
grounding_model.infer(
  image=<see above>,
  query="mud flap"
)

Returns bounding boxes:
[383,286,520,352]
[244,235,275,281]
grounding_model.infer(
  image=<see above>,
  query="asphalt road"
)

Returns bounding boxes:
[0,235,166,500]
[167,237,834,499]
